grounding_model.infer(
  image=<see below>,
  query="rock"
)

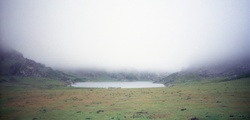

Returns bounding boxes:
[216,101,222,103]
[76,111,81,113]
[96,110,104,113]
[181,108,187,111]
[190,117,199,120]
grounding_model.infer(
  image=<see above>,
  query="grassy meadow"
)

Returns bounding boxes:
[0,77,250,120]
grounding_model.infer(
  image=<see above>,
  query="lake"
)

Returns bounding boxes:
[72,81,165,88]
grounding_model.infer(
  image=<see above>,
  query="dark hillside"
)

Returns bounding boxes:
[0,48,71,80]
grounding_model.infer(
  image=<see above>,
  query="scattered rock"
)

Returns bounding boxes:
[190,117,199,120]
[136,111,148,114]
[186,96,191,100]
[181,108,187,111]
[132,111,149,118]
[39,108,47,113]
[205,115,211,118]
[96,110,104,113]
[216,101,222,103]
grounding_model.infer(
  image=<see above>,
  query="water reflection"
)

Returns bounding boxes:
[72,81,164,88]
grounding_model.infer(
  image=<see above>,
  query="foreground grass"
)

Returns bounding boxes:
[0,77,250,120]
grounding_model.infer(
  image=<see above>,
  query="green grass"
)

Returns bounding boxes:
[0,77,250,120]
[0,76,65,90]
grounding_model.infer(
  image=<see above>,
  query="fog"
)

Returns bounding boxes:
[1,0,250,72]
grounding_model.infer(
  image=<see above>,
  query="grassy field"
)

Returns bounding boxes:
[0,77,250,120]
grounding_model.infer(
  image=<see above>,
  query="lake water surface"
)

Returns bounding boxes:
[72,81,165,88]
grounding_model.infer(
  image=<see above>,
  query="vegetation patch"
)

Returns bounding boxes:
[0,77,250,119]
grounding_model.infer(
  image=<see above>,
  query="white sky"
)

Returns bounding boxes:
[1,0,250,72]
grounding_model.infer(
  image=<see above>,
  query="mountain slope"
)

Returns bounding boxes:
[0,48,163,83]
[159,57,250,85]
[0,48,71,80]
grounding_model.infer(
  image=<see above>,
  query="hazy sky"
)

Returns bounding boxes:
[1,0,250,72]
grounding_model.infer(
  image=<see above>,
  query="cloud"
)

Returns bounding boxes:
[1,0,250,72]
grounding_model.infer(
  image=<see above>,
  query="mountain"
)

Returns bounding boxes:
[158,57,250,85]
[0,47,165,82]
[0,48,71,80]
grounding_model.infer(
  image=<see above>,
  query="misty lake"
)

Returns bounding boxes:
[72,81,165,88]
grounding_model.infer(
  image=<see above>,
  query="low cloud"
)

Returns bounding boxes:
[1,0,250,72]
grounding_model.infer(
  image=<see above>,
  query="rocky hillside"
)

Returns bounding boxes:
[158,57,250,85]
[0,48,71,80]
